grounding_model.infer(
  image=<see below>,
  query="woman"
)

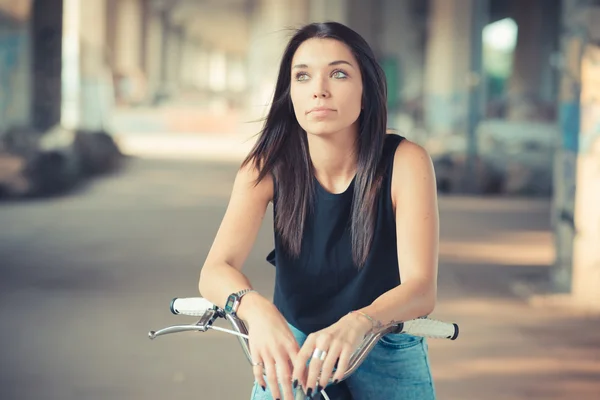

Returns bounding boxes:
[198,22,439,400]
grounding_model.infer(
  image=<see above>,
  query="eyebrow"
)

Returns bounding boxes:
[292,60,354,69]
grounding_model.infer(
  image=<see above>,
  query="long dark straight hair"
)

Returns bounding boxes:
[242,22,388,267]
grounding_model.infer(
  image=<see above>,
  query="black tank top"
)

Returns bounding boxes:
[266,134,404,334]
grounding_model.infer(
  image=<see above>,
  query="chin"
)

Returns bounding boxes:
[303,122,344,137]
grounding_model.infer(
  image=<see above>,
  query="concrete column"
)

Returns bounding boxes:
[572,41,600,310]
[308,0,381,53]
[537,0,561,106]
[196,47,210,91]
[163,25,183,93]
[381,0,425,104]
[180,37,205,90]
[227,55,247,93]
[31,0,63,131]
[185,41,201,89]
[552,0,600,311]
[79,0,106,76]
[347,0,382,56]
[179,35,194,87]
[505,0,547,120]
[379,0,426,135]
[309,0,348,23]
[111,0,143,74]
[0,2,31,133]
[208,49,227,93]
[246,0,309,119]
[107,0,144,105]
[60,0,80,129]
[142,5,164,103]
[423,0,476,137]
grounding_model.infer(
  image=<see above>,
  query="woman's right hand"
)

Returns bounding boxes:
[240,295,300,400]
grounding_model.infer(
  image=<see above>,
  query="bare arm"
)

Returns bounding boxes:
[198,161,273,322]
[199,162,299,400]
[360,140,439,327]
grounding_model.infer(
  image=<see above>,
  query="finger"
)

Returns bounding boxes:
[275,354,294,400]
[283,342,301,396]
[292,334,316,388]
[306,334,332,395]
[264,356,281,400]
[332,346,353,383]
[251,353,267,392]
[318,342,342,390]
[306,347,330,396]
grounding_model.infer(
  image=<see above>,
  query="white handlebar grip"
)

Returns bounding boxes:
[170,297,216,316]
[400,318,459,340]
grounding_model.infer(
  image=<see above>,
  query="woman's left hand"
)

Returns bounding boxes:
[292,312,373,397]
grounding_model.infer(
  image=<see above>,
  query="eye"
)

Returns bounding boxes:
[294,72,309,82]
[332,70,348,79]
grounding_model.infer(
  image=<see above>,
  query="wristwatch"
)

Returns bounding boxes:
[224,288,257,316]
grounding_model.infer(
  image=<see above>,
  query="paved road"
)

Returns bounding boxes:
[1,156,598,400]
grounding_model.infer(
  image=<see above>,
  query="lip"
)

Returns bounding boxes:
[307,106,336,115]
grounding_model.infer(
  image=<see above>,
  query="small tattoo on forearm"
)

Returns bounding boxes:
[381,320,401,329]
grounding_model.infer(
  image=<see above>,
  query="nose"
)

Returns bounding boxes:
[313,89,330,99]
[312,78,330,99]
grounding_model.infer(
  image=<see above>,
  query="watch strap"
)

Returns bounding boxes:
[236,288,256,298]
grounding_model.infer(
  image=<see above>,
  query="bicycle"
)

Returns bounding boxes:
[148,297,460,400]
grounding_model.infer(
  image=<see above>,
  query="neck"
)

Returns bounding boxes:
[306,125,358,192]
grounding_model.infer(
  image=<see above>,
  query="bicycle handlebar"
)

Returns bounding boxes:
[149,297,459,400]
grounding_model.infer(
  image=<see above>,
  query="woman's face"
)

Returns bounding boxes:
[290,38,363,137]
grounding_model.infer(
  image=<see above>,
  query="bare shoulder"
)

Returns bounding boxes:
[393,138,433,166]
[392,139,435,176]
[235,160,274,204]
[390,139,437,205]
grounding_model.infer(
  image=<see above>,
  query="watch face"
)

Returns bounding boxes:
[225,295,236,312]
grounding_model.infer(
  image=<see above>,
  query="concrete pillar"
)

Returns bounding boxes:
[142,4,164,103]
[552,0,600,311]
[246,0,309,119]
[188,42,202,89]
[423,0,475,137]
[0,2,31,133]
[537,0,561,106]
[60,0,80,129]
[309,0,348,24]
[308,0,381,54]
[107,0,144,105]
[381,0,425,105]
[163,25,183,94]
[208,49,227,93]
[505,0,547,120]
[347,0,382,56]
[79,0,106,78]
[196,47,210,91]
[227,55,247,93]
[379,0,426,136]
[180,36,204,90]
[31,0,63,131]
[111,0,143,74]
[77,0,115,131]
[572,41,600,310]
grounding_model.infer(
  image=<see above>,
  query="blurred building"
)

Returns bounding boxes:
[0,0,598,308]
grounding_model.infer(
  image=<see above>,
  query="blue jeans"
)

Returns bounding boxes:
[250,323,436,399]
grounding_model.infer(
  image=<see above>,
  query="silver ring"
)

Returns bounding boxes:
[312,348,327,361]
[251,361,264,367]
